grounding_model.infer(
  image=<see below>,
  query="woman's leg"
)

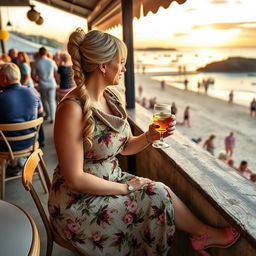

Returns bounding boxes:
[166,187,236,247]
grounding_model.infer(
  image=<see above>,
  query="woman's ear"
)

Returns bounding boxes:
[98,63,106,76]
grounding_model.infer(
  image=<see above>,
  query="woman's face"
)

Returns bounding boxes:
[17,54,24,63]
[105,53,126,85]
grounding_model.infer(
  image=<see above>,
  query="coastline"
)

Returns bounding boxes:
[135,72,256,171]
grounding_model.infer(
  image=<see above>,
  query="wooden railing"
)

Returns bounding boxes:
[118,104,256,256]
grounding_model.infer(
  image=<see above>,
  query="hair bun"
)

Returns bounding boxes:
[67,27,86,54]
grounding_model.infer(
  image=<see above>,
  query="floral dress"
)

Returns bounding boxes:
[48,89,175,256]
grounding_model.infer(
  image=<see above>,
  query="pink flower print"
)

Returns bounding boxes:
[158,213,166,224]
[84,151,97,159]
[119,137,127,146]
[123,213,134,225]
[84,168,93,174]
[92,232,101,242]
[100,134,112,147]
[167,226,175,236]
[94,205,111,226]
[146,183,156,196]
[63,229,73,240]
[127,202,138,213]
[111,160,117,170]
[67,219,80,233]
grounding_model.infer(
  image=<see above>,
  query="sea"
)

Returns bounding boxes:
[134,47,256,107]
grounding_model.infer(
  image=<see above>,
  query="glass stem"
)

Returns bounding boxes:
[160,132,164,142]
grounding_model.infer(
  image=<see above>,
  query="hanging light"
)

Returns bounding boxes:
[36,15,44,25]
[27,5,40,22]
[0,30,9,40]
[6,8,12,27]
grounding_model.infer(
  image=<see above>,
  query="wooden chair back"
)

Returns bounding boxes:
[22,149,82,256]
[0,117,46,199]
[0,117,43,160]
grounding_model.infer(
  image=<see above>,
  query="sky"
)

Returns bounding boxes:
[1,0,256,48]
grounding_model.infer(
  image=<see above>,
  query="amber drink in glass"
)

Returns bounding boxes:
[152,104,172,149]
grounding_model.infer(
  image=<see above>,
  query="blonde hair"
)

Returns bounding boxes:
[0,63,21,82]
[18,52,31,68]
[67,28,127,146]
[60,51,71,64]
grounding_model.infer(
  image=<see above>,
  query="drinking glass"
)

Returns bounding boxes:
[152,103,172,149]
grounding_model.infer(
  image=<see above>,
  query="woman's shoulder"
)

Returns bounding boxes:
[58,88,82,107]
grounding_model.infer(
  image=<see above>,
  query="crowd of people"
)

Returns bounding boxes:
[136,85,255,184]
[191,132,256,183]
[0,47,75,175]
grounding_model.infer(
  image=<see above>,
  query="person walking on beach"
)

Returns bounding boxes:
[161,80,165,90]
[182,106,190,127]
[228,90,234,104]
[138,84,143,98]
[171,102,177,116]
[197,81,201,94]
[224,132,235,158]
[184,78,189,90]
[203,134,216,155]
[250,98,256,117]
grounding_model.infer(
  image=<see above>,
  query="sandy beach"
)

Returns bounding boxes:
[135,72,256,172]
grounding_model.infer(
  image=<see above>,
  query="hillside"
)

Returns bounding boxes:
[197,57,256,72]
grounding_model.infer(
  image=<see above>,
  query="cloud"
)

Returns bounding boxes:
[185,8,197,12]
[209,0,228,4]
[172,33,189,37]
[193,22,256,30]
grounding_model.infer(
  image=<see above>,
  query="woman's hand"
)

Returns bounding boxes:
[146,114,176,143]
[127,176,153,192]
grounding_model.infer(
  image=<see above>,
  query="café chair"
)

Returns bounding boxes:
[0,117,46,199]
[22,148,83,256]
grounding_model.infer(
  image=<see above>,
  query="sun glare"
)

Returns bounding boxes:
[187,28,241,47]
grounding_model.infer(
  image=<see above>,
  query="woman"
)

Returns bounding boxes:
[17,52,34,88]
[56,52,75,90]
[48,28,239,256]
[203,134,216,155]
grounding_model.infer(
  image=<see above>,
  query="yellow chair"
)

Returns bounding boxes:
[22,148,82,256]
[0,117,46,199]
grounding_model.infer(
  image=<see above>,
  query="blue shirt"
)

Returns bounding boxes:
[0,83,41,151]
[20,62,34,88]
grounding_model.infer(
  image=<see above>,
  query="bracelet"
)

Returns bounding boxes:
[145,132,151,144]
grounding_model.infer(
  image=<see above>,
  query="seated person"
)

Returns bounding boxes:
[236,161,253,180]
[250,173,256,183]
[0,63,43,174]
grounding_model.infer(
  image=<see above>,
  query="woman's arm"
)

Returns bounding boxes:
[120,118,175,156]
[54,101,151,195]
[21,73,30,86]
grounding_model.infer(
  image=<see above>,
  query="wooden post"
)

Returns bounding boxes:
[121,0,135,109]
[87,22,92,32]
